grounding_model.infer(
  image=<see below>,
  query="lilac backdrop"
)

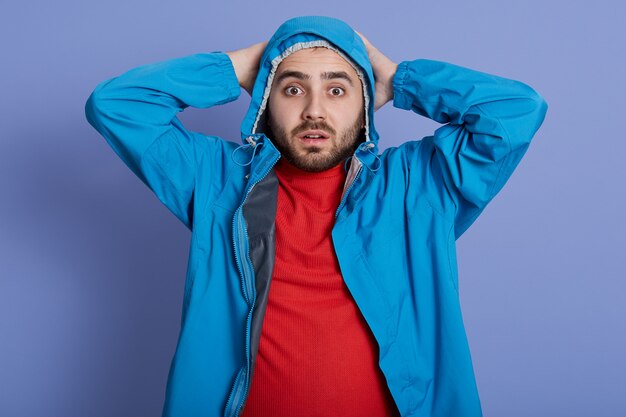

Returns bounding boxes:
[1,1,624,416]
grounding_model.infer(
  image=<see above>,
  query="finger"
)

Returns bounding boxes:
[355,30,369,45]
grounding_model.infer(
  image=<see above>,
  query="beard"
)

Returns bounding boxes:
[265,107,365,172]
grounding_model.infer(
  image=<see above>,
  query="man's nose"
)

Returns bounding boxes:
[301,93,326,121]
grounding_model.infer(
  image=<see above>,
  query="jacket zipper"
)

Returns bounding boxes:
[226,149,358,416]
[335,159,364,219]
[224,152,280,417]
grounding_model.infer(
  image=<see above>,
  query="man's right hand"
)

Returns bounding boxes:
[226,41,268,96]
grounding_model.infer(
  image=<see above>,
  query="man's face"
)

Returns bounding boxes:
[265,47,365,172]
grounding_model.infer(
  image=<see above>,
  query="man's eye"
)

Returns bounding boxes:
[330,87,345,96]
[284,86,302,96]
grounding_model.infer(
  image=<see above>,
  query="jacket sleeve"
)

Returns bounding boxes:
[392,59,548,239]
[84,51,241,229]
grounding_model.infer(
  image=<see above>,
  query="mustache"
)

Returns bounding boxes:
[293,122,335,136]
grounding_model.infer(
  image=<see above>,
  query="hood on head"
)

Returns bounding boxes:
[239,15,379,149]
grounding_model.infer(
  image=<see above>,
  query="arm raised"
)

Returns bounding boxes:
[84,51,241,229]
[393,59,548,239]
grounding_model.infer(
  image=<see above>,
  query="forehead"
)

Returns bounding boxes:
[276,47,359,80]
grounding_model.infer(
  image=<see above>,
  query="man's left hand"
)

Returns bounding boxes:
[355,31,398,112]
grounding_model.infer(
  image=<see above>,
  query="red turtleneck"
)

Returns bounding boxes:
[240,158,399,417]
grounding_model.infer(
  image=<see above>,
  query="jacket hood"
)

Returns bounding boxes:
[239,15,379,150]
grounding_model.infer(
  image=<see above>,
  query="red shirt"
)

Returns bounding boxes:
[240,158,399,417]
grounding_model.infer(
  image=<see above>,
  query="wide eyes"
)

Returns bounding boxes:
[283,85,346,97]
[284,86,302,96]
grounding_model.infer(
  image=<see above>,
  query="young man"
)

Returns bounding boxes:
[85,15,547,417]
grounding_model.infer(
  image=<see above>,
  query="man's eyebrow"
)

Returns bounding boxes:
[322,71,355,87]
[275,70,355,87]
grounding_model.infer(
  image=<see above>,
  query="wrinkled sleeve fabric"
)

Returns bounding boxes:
[84,52,241,229]
[392,59,548,239]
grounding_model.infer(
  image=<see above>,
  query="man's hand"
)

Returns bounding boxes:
[226,41,268,96]
[355,31,398,112]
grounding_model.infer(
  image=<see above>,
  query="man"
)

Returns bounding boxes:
[85,15,547,417]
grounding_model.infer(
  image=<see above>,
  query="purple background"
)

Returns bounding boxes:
[1,1,624,416]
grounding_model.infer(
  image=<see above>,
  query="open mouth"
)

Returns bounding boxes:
[298,130,331,144]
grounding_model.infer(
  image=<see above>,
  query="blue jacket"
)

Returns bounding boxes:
[85,15,548,417]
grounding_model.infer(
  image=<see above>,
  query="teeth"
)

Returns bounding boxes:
[304,135,323,138]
